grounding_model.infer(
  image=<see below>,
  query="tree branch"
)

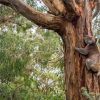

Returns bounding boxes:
[0,0,63,31]
[42,0,66,16]
[0,14,15,23]
[93,0,100,18]
[63,0,82,16]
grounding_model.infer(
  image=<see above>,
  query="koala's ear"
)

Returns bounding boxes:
[75,47,89,55]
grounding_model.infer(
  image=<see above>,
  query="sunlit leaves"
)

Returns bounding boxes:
[0,21,64,99]
[0,3,64,99]
[0,32,30,82]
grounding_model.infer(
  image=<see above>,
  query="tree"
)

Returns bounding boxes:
[0,27,64,100]
[0,0,100,99]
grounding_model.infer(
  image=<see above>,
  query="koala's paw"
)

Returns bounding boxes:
[75,47,89,55]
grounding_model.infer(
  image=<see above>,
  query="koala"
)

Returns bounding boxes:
[75,36,100,76]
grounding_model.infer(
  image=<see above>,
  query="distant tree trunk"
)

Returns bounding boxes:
[0,0,100,100]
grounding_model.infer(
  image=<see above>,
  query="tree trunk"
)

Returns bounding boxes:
[61,16,100,100]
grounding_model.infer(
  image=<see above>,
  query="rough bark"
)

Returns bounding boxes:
[61,17,100,100]
[0,0,100,100]
[42,0,66,15]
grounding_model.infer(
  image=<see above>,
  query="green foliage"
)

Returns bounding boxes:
[0,14,64,99]
[0,32,30,82]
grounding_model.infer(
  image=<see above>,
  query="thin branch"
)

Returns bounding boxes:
[0,13,16,23]
[93,0,100,18]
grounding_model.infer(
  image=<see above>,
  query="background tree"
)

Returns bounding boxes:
[0,15,64,100]
[0,0,100,99]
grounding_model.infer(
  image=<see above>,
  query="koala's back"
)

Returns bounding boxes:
[86,54,100,72]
